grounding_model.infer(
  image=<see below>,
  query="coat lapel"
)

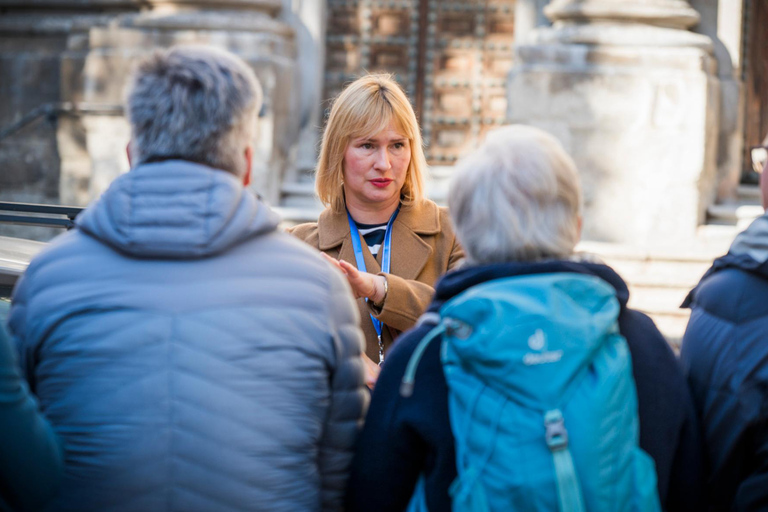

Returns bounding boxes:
[317,200,441,279]
[390,200,440,280]
[318,208,381,272]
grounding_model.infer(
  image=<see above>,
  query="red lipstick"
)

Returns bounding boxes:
[370,179,392,188]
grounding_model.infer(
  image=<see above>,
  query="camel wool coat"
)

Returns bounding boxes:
[288,199,464,362]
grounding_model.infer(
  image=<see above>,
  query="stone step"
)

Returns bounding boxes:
[280,194,323,209]
[697,222,742,241]
[707,203,763,227]
[737,184,761,201]
[625,284,690,318]
[273,206,323,227]
[577,241,716,348]
[278,180,324,213]
[590,255,710,289]
[706,184,762,228]
[281,181,315,196]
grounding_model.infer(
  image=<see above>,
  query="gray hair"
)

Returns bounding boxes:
[126,45,262,177]
[448,125,583,264]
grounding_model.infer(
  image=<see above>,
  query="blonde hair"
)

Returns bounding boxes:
[316,74,426,212]
[449,125,583,264]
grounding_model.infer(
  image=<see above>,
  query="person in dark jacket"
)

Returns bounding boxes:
[0,320,63,511]
[680,140,768,511]
[346,125,705,512]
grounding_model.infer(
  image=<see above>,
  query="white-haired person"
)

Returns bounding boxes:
[9,45,368,512]
[289,74,464,386]
[346,125,705,512]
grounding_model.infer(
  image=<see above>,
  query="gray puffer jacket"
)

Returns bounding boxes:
[8,160,368,512]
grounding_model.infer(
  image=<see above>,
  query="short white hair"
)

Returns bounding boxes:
[448,125,583,264]
[126,45,262,178]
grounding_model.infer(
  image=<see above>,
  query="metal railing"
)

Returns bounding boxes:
[0,102,123,142]
[0,202,84,230]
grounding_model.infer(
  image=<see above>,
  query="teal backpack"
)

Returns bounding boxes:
[402,273,660,512]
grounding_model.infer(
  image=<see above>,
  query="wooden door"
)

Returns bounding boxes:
[323,0,516,166]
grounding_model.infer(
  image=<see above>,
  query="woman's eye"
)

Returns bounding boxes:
[360,143,374,150]
[393,142,405,149]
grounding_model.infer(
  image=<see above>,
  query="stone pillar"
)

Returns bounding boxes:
[0,0,298,213]
[0,9,114,207]
[507,0,720,246]
[279,0,326,184]
[689,0,746,201]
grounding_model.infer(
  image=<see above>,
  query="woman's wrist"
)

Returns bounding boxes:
[371,275,388,306]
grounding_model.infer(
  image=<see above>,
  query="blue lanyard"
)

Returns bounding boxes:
[346,206,400,364]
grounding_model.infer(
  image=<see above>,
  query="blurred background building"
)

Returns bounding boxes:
[0,0,762,345]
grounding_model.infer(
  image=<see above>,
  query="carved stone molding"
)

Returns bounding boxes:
[531,0,710,51]
[0,0,282,13]
[544,0,700,29]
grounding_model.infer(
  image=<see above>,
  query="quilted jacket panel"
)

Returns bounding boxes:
[9,161,368,512]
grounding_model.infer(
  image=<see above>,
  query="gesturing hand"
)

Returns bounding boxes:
[321,253,387,304]
[362,354,381,389]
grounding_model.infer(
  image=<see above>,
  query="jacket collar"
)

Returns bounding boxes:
[682,213,768,307]
[429,259,630,312]
[318,200,441,280]
[76,160,278,259]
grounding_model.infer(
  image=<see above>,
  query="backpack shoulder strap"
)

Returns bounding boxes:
[400,314,445,398]
[414,311,441,329]
[545,409,586,512]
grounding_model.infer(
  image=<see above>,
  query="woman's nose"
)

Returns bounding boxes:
[374,148,391,170]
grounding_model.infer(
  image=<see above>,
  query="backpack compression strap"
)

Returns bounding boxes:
[545,409,586,512]
[400,312,477,397]
[400,312,443,398]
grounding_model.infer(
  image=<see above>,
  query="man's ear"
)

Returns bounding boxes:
[577,215,583,241]
[243,145,254,187]
[126,142,133,168]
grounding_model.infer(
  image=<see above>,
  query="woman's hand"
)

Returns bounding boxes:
[362,354,381,389]
[321,253,387,303]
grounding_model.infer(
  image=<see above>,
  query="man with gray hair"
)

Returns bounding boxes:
[8,45,368,511]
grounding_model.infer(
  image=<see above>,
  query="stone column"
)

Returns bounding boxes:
[279,0,326,184]
[507,0,719,246]
[0,0,298,214]
[689,0,746,201]
[0,7,116,209]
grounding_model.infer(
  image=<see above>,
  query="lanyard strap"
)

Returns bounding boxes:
[346,206,400,364]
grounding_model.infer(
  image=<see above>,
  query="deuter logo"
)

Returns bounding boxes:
[523,328,563,366]
[528,329,546,351]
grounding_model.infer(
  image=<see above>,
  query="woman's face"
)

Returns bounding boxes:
[342,122,411,213]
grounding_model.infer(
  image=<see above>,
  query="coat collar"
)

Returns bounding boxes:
[318,200,441,280]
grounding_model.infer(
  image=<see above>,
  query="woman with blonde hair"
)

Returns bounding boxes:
[289,74,464,385]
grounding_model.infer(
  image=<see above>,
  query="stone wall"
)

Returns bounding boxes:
[508,0,721,246]
[0,1,299,239]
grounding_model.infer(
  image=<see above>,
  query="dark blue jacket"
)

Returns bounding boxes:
[347,260,705,512]
[681,215,768,511]
[0,321,63,511]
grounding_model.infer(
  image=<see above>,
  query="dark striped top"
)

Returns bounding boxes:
[354,221,388,258]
